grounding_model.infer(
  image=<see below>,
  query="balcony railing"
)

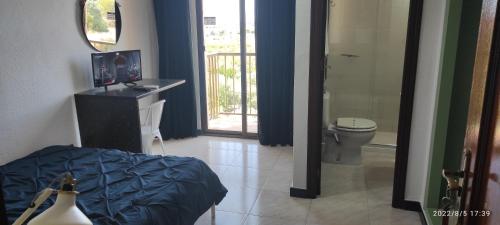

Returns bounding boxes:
[206,53,257,120]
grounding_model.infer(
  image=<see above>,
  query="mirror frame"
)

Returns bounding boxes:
[80,0,122,52]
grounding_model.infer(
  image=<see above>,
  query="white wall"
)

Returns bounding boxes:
[0,0,158,165]
[292,0,311,190]
[292,0,448,202]
[405,0,447,203]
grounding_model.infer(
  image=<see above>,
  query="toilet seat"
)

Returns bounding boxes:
[330,117,377,132]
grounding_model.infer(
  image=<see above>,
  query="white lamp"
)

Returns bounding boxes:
[13,173,93,225]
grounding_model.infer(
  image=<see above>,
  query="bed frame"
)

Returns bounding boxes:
[210,204,215,219]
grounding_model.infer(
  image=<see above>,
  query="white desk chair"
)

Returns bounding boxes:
[140,100,166,155]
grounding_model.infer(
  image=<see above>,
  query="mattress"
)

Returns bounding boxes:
[0,145,227,225]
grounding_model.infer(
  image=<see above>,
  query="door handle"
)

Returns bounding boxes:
[440,149,472,225]
[441,149,472,197]
[441,169,464,211]
[442,169,464,192]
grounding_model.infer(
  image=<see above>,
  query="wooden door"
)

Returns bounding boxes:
[461,0,500,224]
[478,64,500,225]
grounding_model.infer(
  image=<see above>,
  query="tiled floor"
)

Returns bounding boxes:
[152,136,421,225]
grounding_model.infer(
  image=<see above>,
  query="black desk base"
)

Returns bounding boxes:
[74,79,185,153]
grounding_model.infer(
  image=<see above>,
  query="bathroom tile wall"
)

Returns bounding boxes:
[326,0,410,132]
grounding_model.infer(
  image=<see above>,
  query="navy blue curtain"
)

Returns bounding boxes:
[255,0,295,145]
[154,0,197,139]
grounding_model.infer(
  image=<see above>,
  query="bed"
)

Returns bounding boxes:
[0,145,228,225]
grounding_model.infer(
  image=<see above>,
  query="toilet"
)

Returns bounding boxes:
[322,117,377,165]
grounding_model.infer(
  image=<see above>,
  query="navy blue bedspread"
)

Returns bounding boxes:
[0,145,227,225]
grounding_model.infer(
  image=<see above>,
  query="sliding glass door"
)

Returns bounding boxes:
[200,0,257,137]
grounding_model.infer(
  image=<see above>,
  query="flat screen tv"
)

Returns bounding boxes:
[91,50,142,88]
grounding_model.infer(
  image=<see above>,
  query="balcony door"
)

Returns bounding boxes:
[198,0,257,137]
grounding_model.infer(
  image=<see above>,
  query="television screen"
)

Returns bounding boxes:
[91,50,142,87]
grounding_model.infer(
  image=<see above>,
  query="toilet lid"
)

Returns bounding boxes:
[336,117,377,130]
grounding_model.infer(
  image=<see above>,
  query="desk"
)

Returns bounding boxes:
[74,79,185,153]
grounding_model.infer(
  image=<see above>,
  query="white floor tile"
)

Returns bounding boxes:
[155,136,421,225]
[244,215,306,225]
[195,210,246,225]
[250,190,311,221]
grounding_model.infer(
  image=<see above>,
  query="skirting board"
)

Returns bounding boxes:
[420,203,430,225]
[402,201,428,225]
[393,200,422,211]
[289,187,316,199]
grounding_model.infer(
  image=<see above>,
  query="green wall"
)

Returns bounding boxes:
[424,0,482,224]
[425,0,462,216]
[443,0,482,174]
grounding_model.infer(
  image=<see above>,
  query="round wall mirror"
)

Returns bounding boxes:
[82,0,122,52]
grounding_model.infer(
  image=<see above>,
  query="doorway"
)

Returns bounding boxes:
[197,0,257,137]
[324,0,410,147]
[419,0,499,224]
[321,0,411,204]
[305,0,424,211]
